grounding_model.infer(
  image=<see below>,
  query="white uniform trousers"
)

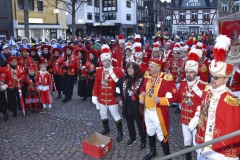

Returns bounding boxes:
[182,123,197,147]
[173,83,181,109]
[145,108,164,141]
[99,103,121,121]
[196,146,239,160]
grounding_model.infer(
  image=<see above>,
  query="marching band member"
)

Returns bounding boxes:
[36,63,53,112]
[134,46,148,74]
[2,56,27,117]
[29,48,41,71]
[19,37,31,49]
[0,66,9,121]
[124,43,135,70]
[18,48,34,71]
[50,38,62,49]
[61,46,78,103]
[178,49,207,160]
[189,35,240,160]
[40,45,52,72]
[92,44,124,142]
[139,58,178,160]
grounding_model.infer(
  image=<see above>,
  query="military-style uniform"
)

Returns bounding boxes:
[18,56,34,71]
[36,71,52,104]
[166,57,183,81]
[228,66,240,98]
[139,66,178,158]
[2,63,27,115]
[198,57,211,83]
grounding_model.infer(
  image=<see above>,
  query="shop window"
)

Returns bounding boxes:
[126,14,131,21]
[103,0,117,12]
[37,1,43,12]
[127,1,131,8]
[87,13,92,20]
[18,0,24,10]
[28,0,34,11]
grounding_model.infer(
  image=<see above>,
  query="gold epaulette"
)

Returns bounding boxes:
[163,73,173,81]
[224,93,239,106]
[144,71,149,78]
[204,85,210,92]
[96,67,102,70]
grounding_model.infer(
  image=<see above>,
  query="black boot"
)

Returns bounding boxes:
[82,97,87,101]
[62,96,67,102]
[143,135,156,160]
[115,120,123,142]
[13,111,17,117]
[57,93,62,99]
[161,141,171,160]
[3,112,9,121]
[185,146,192,160]
[100,119,110,135]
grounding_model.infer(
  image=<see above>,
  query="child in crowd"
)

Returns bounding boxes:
[36,63,53,111]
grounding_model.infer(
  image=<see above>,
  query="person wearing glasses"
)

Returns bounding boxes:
[189,35,240,160]
[178,48,208,160]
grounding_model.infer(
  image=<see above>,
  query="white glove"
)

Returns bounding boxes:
[92,96,100,110]
[188,116,199,131]
[0,84,8,91]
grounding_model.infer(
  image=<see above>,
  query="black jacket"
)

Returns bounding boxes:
[115,75,144,119]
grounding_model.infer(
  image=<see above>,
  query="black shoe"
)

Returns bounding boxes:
[57,94,62,99]
[174,108,181,113]
[139,143,146,150]
[185,152,192,160]
[143,135,156,160]
[13,111,17,117]
[170,104,178,108]
[82,97,87,101]
[161,141,171,159]
[62,96,67,102]
[3,112,9,121]
[116,120,123,142]
[100,119,110,135]
[127,139,136,146]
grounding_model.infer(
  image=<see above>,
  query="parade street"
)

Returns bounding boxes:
[0,86,196,160]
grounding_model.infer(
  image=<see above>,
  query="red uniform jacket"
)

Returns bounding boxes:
[228,70,240,92]
[197,58,211,83]
[179,58,188,81]
[78,58,88,78]
[166,57,183,81]
[36,71,52,90]
[92,67,124,105]
[64,54,78,75]
[1,65,27,88]
[137,62,148,74]
[18,56,34,69]
[178,80,208,125]
[52,56,65,75]
[196,89,240,158]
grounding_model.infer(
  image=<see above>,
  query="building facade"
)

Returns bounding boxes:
[0,0,14,40]
[218,0,240,18]
[171,0,217,37]
[12,0,67,42]
[67,0,137,38]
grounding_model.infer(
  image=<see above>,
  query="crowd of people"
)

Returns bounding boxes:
[0,33,240,160]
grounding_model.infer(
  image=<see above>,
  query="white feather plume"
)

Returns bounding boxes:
[214,35,231,51]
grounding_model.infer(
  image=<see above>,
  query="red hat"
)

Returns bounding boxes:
[29,48,38,53]
[52,48,63,54]
[210,35,233,77]
[149,58,162,66]
[40,45,51,51]
[63,45,75,52]
[87,50,99,58]
[28,65,36,71]
[74,49,87,56]
[185,49,202,73]
[173,43,181,52]
[125,42,132,51]
[19,47,29,53]
[135,34,141,43]
[135,46,143,59]
[100,45,111,61]
[118,34,125,45]
[153,42,160,51]
[6,56,20,63]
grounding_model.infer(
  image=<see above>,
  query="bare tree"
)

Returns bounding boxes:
[23,0,29,40]
[45,0,87,41]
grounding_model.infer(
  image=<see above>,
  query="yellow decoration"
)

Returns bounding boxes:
[163,74,174,81]
[224,94,239,106]
[159,97,170,106]
[204,85,210,92]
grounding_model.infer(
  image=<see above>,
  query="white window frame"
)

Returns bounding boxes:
[222,2,228,12]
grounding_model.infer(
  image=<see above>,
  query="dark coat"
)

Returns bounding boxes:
[115,75,144,119]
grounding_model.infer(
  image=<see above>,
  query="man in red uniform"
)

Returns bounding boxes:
[196,42,211,83]
[189,35,240,160]
[134,46,148,74]
[36,63,53,111]
[18,48,34,71]
[92,44,124,142]
[1,56,27,117]
[139,59,178,160]
[178,49,207,160]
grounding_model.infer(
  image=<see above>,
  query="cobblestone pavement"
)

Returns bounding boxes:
[0,86,197,160]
